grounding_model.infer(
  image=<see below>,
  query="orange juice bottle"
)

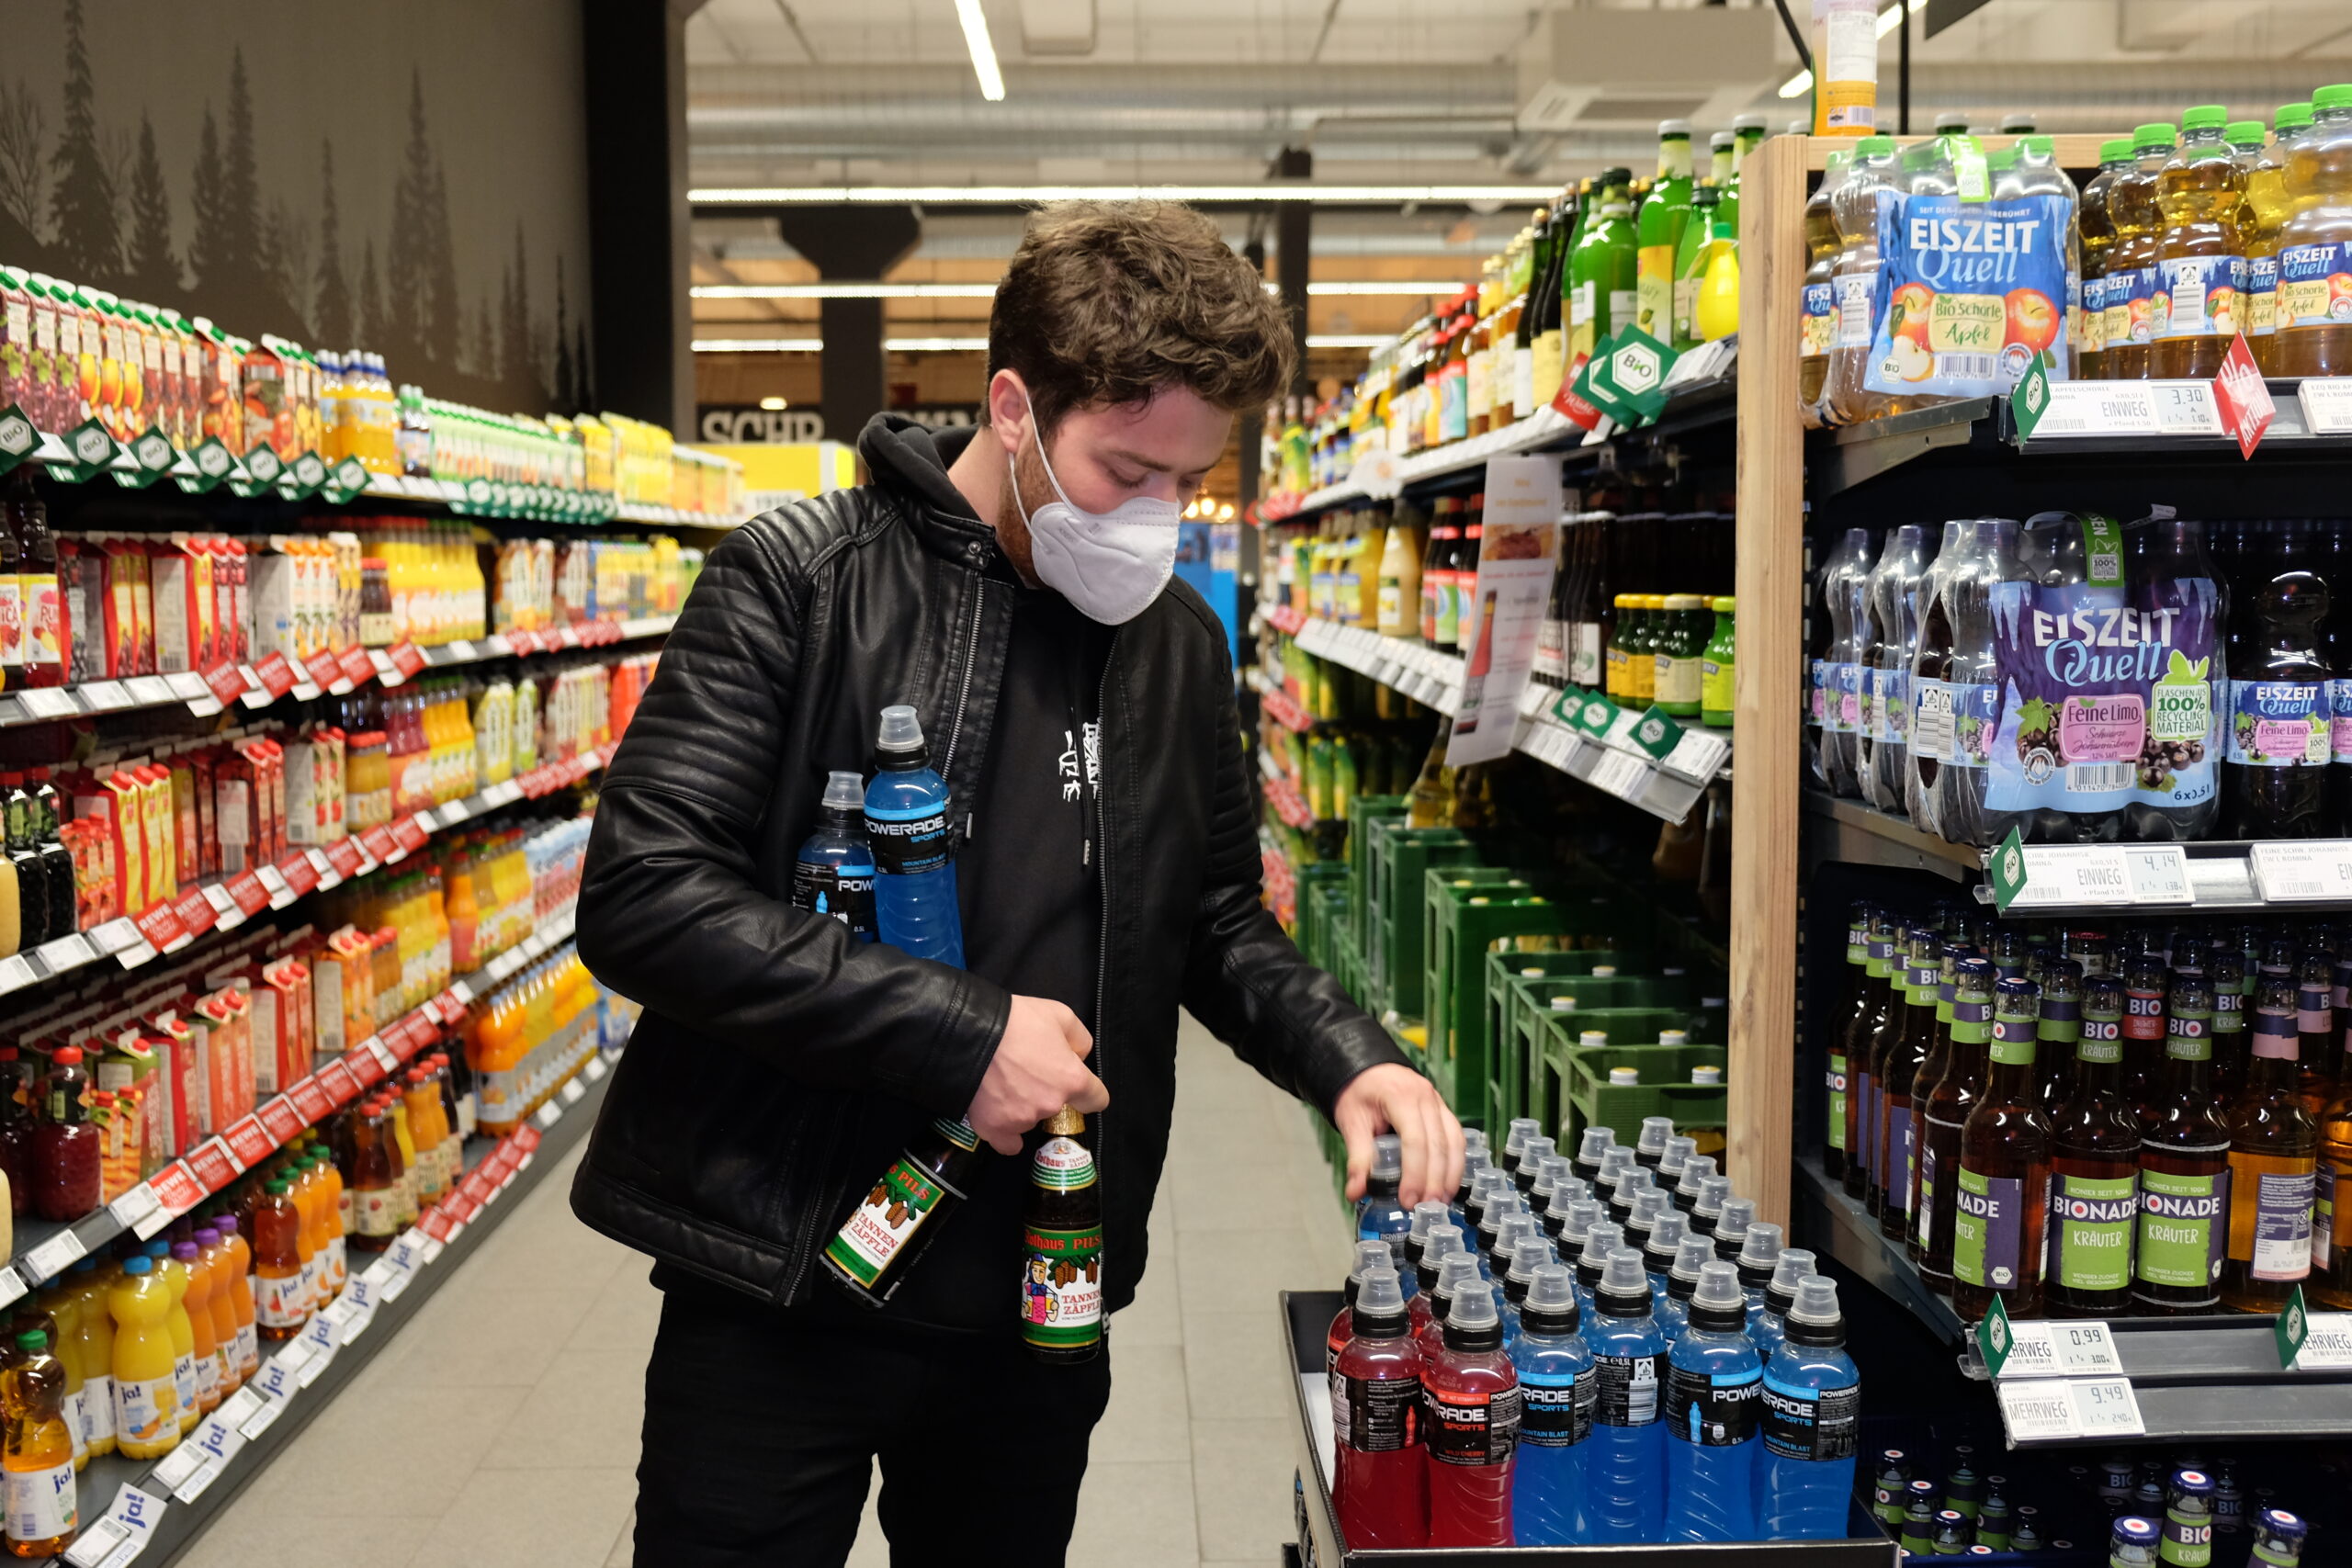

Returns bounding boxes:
[193,1228,239,1398]
[107,1256,177,1460]
[253,1179,306,1340]
[63,1261,110,1461]
[145,1244,198,1436]
[169,1243,218,1416]
[469,989,522,1135]
[291,1156,325,1312]
[348,1098,401,1253]
[401,1071,445,1204]
[2,1329,75,1557]
[212,1215,259,1378]
[387,1093,420,1226]
[312,1154,347,1295]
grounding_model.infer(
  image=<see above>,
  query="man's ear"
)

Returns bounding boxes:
[987,369,1030,457]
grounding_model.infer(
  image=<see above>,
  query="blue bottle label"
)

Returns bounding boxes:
[866,804,955,874]
[1519,1366,1597,1448]
[1591,1351,1664,1427]
[1762,1371,1860,1461]
[791,859,877,942]
[1665,1360,1760,1446]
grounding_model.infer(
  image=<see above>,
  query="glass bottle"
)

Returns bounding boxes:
[1951,976,2055,1322]
[2210,944,2250,1103]
[1700,597,1736,728]
[1843,908,1901,1197]
[2316,1070,2352,1308]
[2120,945,2170,1127]
[2297,946,2339,1115]
[820,1117,988,1304]
[2219,973,2317,1313]
[1865,922,1937,1222]
[1568,171,1637,370]
[1634,121,1695,344]
[2133,972,2230,1315]
[2034,956,2084,1115]
[1914,954,1993,1291]
[1896,937,1964,1254]
[2048,974,2141,1317]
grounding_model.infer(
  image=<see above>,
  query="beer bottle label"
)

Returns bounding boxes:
[1665,1359,1761,1446]
[1590,1351,1664,1427]
[1951,1166,2030,1290]
[1333,1371,1420,1453]
[1762,1372,1860,1461]
[1019,1222,1104,1350]
[2136,1165,2230,1292]
[1423,1382,1521,1466]
[827,1153,956,1290]
[2316,1164,2341,1275]
[2052,1172,2136,1292]
[1517,1365,1595,1449]
[1826,1053,1848,1153]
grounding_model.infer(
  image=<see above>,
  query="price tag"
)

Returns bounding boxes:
[221,1114,277,1168]
[2298,378,2352,435]
[379,1261,415,1301]
[85,916,141,954]
[560,1076,587,1106]
[78,680,130,711]
[387,1230,426,1271]
[583,1054,608,1084]
[2291,1311,2352,1369]
[170,1456,227,1503]
[251,652,297,699]
[1993,1318,2125,1379]
[2067,1375,2145,1437]
[237,1390,287,1440]
[22,1228,87,1283]
[216,1388,264,1430]
[14,686,79,719]
[303,648,343,691]
[0,953,34,994]
[390,814,429,853]
[107,1184,162,1233]
[255,1096,306,1145]
[2032,379,2161,438]
[186,1138,243,1191]
[536,1100,564,1130]
[337,1298,376,1344]
[2007,844,2134,908]
[131,898,189,953]
[445,639,477,662]
[337,646,376,688]
[2150,379,2226,437]
[317,1059,363,1105]
[323,838,364,881]
[145,1162,204,1219]
[146,1443,206,1494]
[274,851,319,899]
[369,1036,401,1073]
[388,641,426,679]
[1994,1377,2081,1440]
[62,1517,133,1568]
[0,1267,28,1311]
[189,1414,245,1466]
[2251,840,2352,901]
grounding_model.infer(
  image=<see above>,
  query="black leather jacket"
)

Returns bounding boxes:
[569,415,1405,1315]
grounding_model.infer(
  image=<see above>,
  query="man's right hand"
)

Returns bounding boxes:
[968,995,1110,1155]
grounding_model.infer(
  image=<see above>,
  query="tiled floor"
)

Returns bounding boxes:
[183,1013,1359,1568]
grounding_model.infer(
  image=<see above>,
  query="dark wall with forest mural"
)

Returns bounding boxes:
[0,0,597,416]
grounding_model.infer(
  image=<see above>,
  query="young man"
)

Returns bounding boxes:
[573,200,1463,1565]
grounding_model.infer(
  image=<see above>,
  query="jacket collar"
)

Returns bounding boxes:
[856,413,1017,579]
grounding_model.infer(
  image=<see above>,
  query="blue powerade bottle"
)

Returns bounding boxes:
[1759,1276,1862,1540]
[1355,1134,1412,1255]
[1664,1261,1763,1540]
[1584,1249,1668,1543]
[792,771,877,942]
[1510,1263,1596,1545]
[864,705,965,967]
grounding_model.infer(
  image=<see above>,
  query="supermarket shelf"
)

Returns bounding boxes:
[1791,1156,1971,1352]
[1801,792,1981,882]
[0,746,611,1005]
[1257,748,1317,830]
[0,902,582,1314]
[61,1031,615,1568]
[0,616,674,731]
[1976,838,2352,917]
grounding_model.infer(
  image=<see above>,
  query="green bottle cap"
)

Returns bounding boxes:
[2180,105,2229,130]
[1711,596,1736,614]
[2225,120,2267,149]
[266,1179,290,1195]
[2312,85,2352,112]
[1856,136,1897,154]
[2278,102,2314,130]
[2099,138,2134,164]
[2019,135,2054,156]
[2133,122,2178,150]
[14,1331,42,1351]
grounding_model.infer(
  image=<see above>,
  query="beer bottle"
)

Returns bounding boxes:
[1827,900,1877,1182]
[2034,957,2083,1116]
[1914,956,1994,1293]
[1867,924,1939,1225]
[1900,940,1965,1262]
[2047,973,2141,1318]
[2296,946,2339,1115]
[1021,1105,1104,1362]
[2063,928,2111,980]
[2317,1071,2352,1308]
[2133,973,2231,1315]
[1951,976,2054,1323]
[2210,943,2249,1103]
[822,1117,986,1304]
[2219,972,2317,1313]
[1843,908,1901,1200]
[2120,946,2169,1128]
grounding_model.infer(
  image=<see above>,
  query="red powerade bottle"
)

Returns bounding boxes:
[1331,1266,1427,1549]
[1423,1278,1521,1546]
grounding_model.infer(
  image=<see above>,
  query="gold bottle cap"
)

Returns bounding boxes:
[1046,1104,1087,1137]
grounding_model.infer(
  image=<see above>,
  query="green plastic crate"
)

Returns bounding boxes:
[1528,1006,1708,1134]
[1486,952,1630,1138]
[1420,870,1580,1132]
[1365,821,1483,1022]
[1349,795,1408,962]
[1558,1041,1729,1148]
[1300,864,1351,973]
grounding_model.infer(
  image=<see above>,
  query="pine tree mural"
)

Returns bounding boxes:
[47,0,119,278]
[313,141,353,348]
[187,107,226,294]
[123,113,175,298]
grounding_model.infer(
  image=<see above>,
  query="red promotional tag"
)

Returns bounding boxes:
[338,646,377,687]
[432,989,466,1025]
[359,823,398,863]
[134,897,189,953]
[447,1190,483,1224]
[324,837,365,880]
[148,1161,206,1217]
[348,1043,388,1088]
[225,871,270,916]
[2213,333,2276,459]
[187,1138,243,1191]
[1552,353,1607,432]
[390,814,429,852]
[505,628,537,655]
[511,1122,543,1155]
[222,1114,277,1168]
[255,1097,306,1145]
[319,1058,364,1104]
[276,850,320,897]
[416,1207,456,1242]
[288,1075,334,1122]
[253,651,297,699]
[389,640,427,677]
[202,660,250,705]
[170,886,217,941]
[303,648,342,690]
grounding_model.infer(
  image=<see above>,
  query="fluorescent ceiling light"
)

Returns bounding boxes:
[887,336,990,352]
[1305,334,1396,349]
[1781,0,1927,98]
[691,184,1562,205]
[953,0,1007,102]
[696,333,1398,353]
[694,279,1467,300]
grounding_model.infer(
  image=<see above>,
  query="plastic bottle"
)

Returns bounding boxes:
[1422,1279,1517,1547]
[193,1229,238,1400]
[1510,1263,1595,1546]
[1751,1248,1816,1357]
[1355,1133,1411,1254]
[1331,1266,1426,1548]
[106,1257,175,1461]
[1825,138,1901,423]
[1584,1249,1668,1542]
[1713,1196,1757,1265]
[1757,1277,1861,1540]
[2271,85,2352,378]
[2076,139,2134,378]
[1811,528,1875,795]
[2102,124,2178,382]
[1331,1240,1406,1384]
[212,1216,258,1380]
[30,1050,96,1225]
[1800,153,1849,425]
[792,771,877,944]
[1418,1252,1482,1361]
[864,706,964,967]
[2245,107,2312,375]
[145,1243,198,1437]
[1501,1235,1556,1347]
[2152,107,2249,380]
[1656,1232,1709,1340]
[1,1329,73,1557]
[1859,525,1934,813]
[1642,1211,1690,1299]
[27,1288,77,1477]
[1411,1225,1463,1338]
[1571,1221,1625,1327]
[253,1179,306,1340]
[62,1262,107,1462]
[1661,1260,1760,1541]
[169,1242,219,1418]
[1925,518,2023,847]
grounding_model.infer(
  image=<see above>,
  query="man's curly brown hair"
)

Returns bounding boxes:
[987,200,1295,435]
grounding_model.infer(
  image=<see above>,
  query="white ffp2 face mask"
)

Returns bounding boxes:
[1012,399,1182,626]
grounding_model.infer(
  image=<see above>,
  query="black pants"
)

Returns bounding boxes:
[633,1280,1114,1566]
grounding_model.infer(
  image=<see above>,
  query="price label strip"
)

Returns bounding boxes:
[2290,1311,2352,1370]
[2250,840,2352,902]
[1988,1319,2124,1380]
[1995,1374,2144,1441]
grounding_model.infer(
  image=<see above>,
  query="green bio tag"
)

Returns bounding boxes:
[2078,513,2125,590]
[0,405,37,475]
[176,435,235,494]
[2278,1281,2309,1368]
[46,415,117,483]
[1988,826,2029,913]
[1630,705,1683,761]
[2009,359,2051,442]
[1976,1292,2015,1377]
[1577,332,1643,423]
[1604,327,1681,422]
[1561,687,1621,739]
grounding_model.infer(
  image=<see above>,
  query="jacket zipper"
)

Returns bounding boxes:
[1091,632,1117,1287]
[942,579,989,786]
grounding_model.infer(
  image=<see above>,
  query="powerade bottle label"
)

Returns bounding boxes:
[1592,1351,1664,1425]
[1762,1373,1860,1461]
[1952,1168,2029,1290]
[792,861,876,942]
[823,1120,978,1289]
[1519,1366,1596,1448]
[1425,1384,1521,1464]
[2278,243,2352,333]
[1335,1373,1421,1450]
[1665,1361,1760,1445]
[2052,1172,2136,1292]
[2137,1166,2230,1291]
[2227,682,2330,766]
[866,804,954,874]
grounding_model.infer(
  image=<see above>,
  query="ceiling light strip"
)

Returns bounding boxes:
[693,333,1394,353]
[951,0,1007,102]
[690,184,1562,205]
[694,280,1476,300]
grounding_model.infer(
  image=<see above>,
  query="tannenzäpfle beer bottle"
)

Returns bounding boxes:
[822,1117,985,1304]
[1022,1105,1104,1363]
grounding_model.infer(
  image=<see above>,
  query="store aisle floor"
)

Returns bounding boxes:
[182,1012,1356,1567]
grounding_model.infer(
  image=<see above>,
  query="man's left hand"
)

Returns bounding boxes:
[1332,1064,1464,1211]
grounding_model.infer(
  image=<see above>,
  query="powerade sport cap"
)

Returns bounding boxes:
[874,705,928,768]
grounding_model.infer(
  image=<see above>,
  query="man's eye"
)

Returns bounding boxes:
[1112,471,1147,490]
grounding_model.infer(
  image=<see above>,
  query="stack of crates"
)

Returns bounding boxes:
[1535,1001,1727,1149]
[1419,868,1594,1134]
[1487,952,1642,1134]
[1341,795,1407,1010]
[1363,818,1484,1048]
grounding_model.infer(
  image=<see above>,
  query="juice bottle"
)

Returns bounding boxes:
[349,1098,400,1253]
[31,1049,97,1224]
[1692,193,1741,344]
[106,1256,176,1460]
[311,1153,348,1294]
[2151,107,2248,379]
[211,1215,259,1378]
[145,1243,198,1436]
[1826,138,1901,423]
[293,1155,327,1309]
[1634,121,1695,344]
[2273,85,2352,377]
[1800,154,1849,424]
[193,1229,238,1399]
[62,1261,108,1461]
[253,1179,306,1340]
[1330,1265,1427,1548]
[23,1298,74,1481]
[2,1330,74,1558]
[2077,139,2135,378]
[169,1243,218,1416]
[1422,1280,1518,1547]
[387,1090,420,1225]
[1568,170,1637,369]
[2245,107,2312,378]
[2102,124,2177,382]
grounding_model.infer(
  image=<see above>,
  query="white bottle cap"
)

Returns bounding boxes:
[1610,1066,1640,1085]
